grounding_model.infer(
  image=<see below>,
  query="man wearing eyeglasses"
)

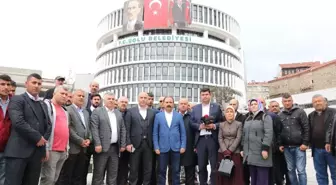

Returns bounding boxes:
[158,97,165,112]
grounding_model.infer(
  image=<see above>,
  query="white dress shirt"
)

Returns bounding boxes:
[200,103,212,136]
[139,106,147,120]
[90,105,96,112]
[165,111,173,128]
[73,104,86,128]
[105,107,118,144]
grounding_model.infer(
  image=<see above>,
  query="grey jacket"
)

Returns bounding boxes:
[91,107,126,153]
[67,104,91,154]
[44,99,70,152]
[218,120,242,154]
[242,111,273,167]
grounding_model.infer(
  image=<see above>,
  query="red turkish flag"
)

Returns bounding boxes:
[144,0,169,29]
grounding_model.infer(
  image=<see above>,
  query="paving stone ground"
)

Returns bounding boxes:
[87,149,331,185]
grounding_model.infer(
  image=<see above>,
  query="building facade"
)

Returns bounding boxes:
[269,60,336,98]
[246,81,269,100]
[277,61,320,77]
[94,0,246,106]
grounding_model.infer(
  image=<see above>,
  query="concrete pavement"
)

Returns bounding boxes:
[86,149,331,185]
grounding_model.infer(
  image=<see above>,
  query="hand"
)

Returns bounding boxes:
[42,151,49,162]
[199,124,206,130]
[194,148,197,153]
[180,148,186,154]
[126,145,133,153]
[240,151,243,157]
[326,144,331,153]
[95,145,102,153]
[120,147,126,152]
[299,144,308,151]
[205,124,216,130]
[155,149,160,155]
[36,137,47,147]
[84,139,90,147]
[223,150,232,156]
[262,151,268,159]
[279,146,284,152]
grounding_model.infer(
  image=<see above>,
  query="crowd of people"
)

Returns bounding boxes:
[0,73,336,185]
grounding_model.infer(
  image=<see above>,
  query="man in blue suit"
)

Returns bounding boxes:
[153,96,186,185]
[190,88,224,185]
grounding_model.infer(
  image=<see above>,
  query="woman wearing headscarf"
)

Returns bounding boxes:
[217,106,244,185]
[241,99,273,185]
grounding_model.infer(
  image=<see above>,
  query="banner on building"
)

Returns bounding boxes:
[169,0,192,28]
[123,0,144,32]
[144,0,170,29]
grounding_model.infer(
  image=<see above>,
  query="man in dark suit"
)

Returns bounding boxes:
[178,98,196,185]
[91,92,126,185]
[44,76,65,100]
[125,92,156,185]
[82,93,101,185]
[84,81,100,110]
[172,0,186,28]
[123,0,143,32]
[56,89,91,185]
[190,88,223,185]
[5,73,51,185]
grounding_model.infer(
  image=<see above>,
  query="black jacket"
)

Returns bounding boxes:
[223,111,246,123]
[309,107,336,157]
[278,105,310,147]
[326,108,336,156]
[266,111,282,152]
[44,87,55,100]
[180,112,197,166]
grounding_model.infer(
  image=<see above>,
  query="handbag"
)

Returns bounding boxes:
[218,157,235,177]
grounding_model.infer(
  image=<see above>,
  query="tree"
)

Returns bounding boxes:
[210,86,238,107]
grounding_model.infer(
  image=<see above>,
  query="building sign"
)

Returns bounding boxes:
[118,35,192,46]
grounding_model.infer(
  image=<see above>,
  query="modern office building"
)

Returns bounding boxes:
[94,0,246,106]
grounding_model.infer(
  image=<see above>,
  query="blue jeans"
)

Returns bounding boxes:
[0,153,5,185]
[313,148,336,185]
[284,147,307,185]
[159,150,180,185]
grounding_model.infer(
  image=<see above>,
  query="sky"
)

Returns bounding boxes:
[0,0,335,82]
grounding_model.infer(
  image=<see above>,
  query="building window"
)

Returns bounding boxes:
[144,65,149,80]
[209,8,213,25]
[168,64,174,80]
[198,6,203,23]
[204,7,208,24]
[175,64,181,81]
[150,64,156,80]
[156,64,162,80]
[192,5,197,22]
[162,64,168,80]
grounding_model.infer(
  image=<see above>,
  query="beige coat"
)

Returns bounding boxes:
[218,120,243,153]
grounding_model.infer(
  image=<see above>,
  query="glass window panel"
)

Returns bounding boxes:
[157,43,163,60]
[138,65,143,81]
[181,44,187,60]
[124,48,127,63]
[169,66,174,80]
[139,44,144,60]
[209,8,213,25]
[175,64,180,81]
[199,47,203,62]
[128,86,132,101]
[123,68,127,82]
[214,10,217,26]
[175,43,181,60]
[181,66,186,81]
[213,70,217,84]
[150,43,156,60]
[162,87,167,96]
[198,6,203,23]
[156,64,162,80]
[168,86,174,97]
[181,86,186,97]
[193,47,198,61]
[155,86,161,100]
[174,87,180,101]
[128,68,132,81]
[150,64,156,80]
[168,43,174,60]
[145,44,150,60]
[204,7,208,24]
[129,46,133,62]
[133,66,137,81]
[192,5,197,22]
[199,66,203,82]
[144,65,149,80]
[163,43,169,59]
[162,66,168,80]
[187,88,192,102]
[193,67,198,81]
[132,85,137,102]
[204,67,208,83]
[193,88,198,102]
[187,46,192,60]
[210,49,213,63]
[134,45,139,61]
[187,67,192,81]
[204,47,208,62]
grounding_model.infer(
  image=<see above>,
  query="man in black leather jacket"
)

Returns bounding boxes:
[278,93,309,185]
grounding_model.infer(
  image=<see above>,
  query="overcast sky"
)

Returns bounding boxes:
[0,0,335,82]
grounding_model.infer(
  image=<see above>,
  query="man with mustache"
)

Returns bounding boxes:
[153,96,186,185]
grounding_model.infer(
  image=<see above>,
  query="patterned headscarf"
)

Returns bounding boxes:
[248,99,264,113]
